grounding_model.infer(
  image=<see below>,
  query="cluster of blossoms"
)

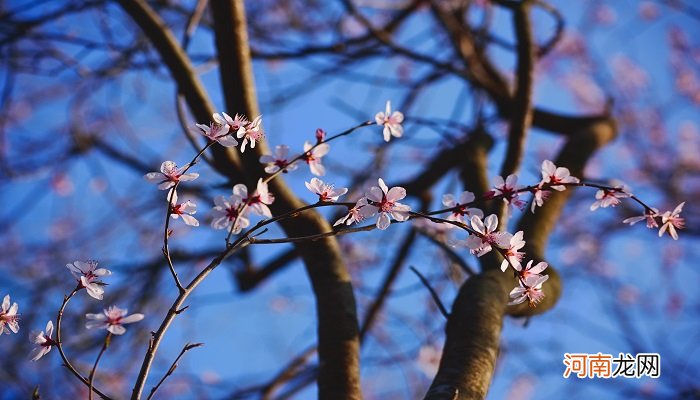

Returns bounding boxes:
[18,260,144,361]
[431,160,685,305]
[211,178,275,233]
[335,178,411,230]
[146,103,404,235]
[623,201,686,240]
[192,112,264,152]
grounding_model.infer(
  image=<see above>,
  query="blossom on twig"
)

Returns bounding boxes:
[442,191,483,226]
[363,178,411,230]
[211,192,250,233]
[145,161,198,191]
[658,202,685,240]
[86,306,144,335]
[66,260,111,300]
[29,321,56,361]
[302,141,330,176]
[375,101,404,142]
[465,214,512,257]
[260,145,298,174]
[169,190,199,227]
[0,294,19,335]
[305,178,348,202]
[509,275,549,307]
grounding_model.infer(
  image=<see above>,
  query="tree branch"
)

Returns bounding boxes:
[209,1,362,398]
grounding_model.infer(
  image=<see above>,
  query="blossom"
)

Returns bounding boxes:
[374,101,404,142]
[334,197,370,227]
[234,178,275,217]
[589,188,631,211]
[302,141,330,176]
[193,118,238,147]
[442,191,484,225]
[0,294,20,335]
[530,185,550,213]
[509,275,549,307]
[259,145,298,174]
[211,193,250,233]
[500,231,526,272]
[315,128,326,143]
[29,321,56,361]
[145,161,199,190]
[513,259,548,282]
[658,202,685,240]
[493,174,526,210]
[214,112,247,134]
[237,115,264,152]
[465,214,512,257]
[66,260,111,300]
[305,178,348,202]
[623,207,659,228]
[169,190,199,227]
[364,178,411,230]
[540,160,580,191]
[86,306,144,336]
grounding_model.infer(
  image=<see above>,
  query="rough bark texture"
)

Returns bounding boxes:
[424,269,511,400]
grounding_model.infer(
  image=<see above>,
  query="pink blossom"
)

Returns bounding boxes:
[237,115,264,152]
[0,294,20,335]
[364,178,411,230]
[145,161,199,190]
[493,174,526,211]
[623,208,659,228]
[66,260,111,300]
[465,214,512,257]
[513,260,548,282]
[193,117,238,147]
[509,275,549,307]
[374,101,404,142]
[334,197,370,227]
[169,190,199,227]
[86,306,144,336]
[305,178,348,202]
[259,145,298,174]
[315,128,326,143]
[589,188,631,211]
[233,178,275,218]
[302,141,330,176]
[211,193,250,233]
[442,191,483,226]
[29,321,56,361]
[658,202,685,240]
[500,231,526,272]
[530,185,550,213]
[214,112,247,134]
[540,160,580,191]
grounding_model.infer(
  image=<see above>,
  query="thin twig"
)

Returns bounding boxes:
[55,287,113,400]
[147,342,204,400]
[88,333,112,400]
[409,266,449,319]
[416,228,476,277]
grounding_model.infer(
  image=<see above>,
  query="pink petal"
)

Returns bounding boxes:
[386,186,406,202]
[376,213,391,230]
